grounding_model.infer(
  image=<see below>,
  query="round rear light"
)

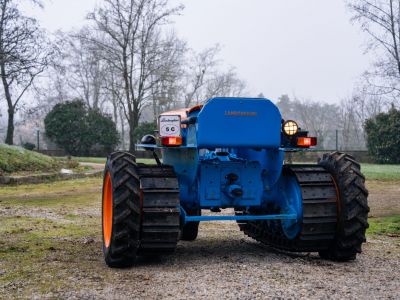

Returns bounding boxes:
[283,120,299,136]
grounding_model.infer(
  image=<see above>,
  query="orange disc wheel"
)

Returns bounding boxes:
[102,171,113,248]
[102,152,143,267]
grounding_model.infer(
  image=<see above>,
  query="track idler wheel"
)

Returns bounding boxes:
[318,151,369,261]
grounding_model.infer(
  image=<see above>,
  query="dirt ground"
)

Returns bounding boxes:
[0,178,399,299]
[367,180,400,217]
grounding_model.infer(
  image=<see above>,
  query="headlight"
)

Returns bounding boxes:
[283,120,298,136]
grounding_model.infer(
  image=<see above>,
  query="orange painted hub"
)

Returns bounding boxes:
[103,172,113,248]
[329,174,341,218]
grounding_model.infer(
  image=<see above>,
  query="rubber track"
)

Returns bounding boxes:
[137,165,180,255]
[239,165,338,252]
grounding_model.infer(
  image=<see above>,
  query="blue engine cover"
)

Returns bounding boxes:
[199,159,263,208]
[196,97,282,148]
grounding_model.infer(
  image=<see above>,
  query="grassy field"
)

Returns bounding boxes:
[57,156,154,165]
[60,156,106,164]
[0,144,59,174]
[361,163,400,181]
[368,215,400,236]
[1,146,396,180]
[60,156,400,181]
[0,178,101,297]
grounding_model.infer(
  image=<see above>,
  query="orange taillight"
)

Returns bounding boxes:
[161,136,183,146]
[297,137,317,147]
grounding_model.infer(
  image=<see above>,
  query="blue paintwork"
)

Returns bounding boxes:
[196,98,282,148]
[163,148,199,210]
[236,148,284,190]
[198,158,263,208]
[138,97,305,240]
[179,206,297,224]
[274,175,303,239]
[185,214,297,222]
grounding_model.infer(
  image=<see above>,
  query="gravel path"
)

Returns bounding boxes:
[1,177,399,299]
[79,162,104,174]
[48,220,400,300]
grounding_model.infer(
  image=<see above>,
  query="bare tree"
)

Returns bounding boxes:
[183,46,247,107]
[277,95,342,149]
[204,67,246,99]
[0,0,51,145]
[292,100,338,147]
[101,62,129,148]
[149,31,186,120]
[352,86,386,121]
[54,28,108,110]
[348,0,400,100]
[338,97,365,150]
[87,0,184,152]
[184,46,219,107]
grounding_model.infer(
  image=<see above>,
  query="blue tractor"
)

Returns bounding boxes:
[101,97,369,267]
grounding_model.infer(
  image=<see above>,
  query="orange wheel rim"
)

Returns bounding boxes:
[330,174,341,219]
[103,172,113,248]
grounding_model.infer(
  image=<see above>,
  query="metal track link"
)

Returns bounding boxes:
[240,165,339,252]
[137,165,180,255]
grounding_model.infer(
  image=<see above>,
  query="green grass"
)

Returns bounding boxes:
[361,164,400,181]
[0,177,101,200]
[294,160,399,181]
[0,144,59,174]
[368,215,400,236]
[69,156,106,164]
[70,158,399,181]
[0,177,102,297]
[4,146,397,181]
[0,215,100,295]
[56,156,154,165]
[0,177,101,293]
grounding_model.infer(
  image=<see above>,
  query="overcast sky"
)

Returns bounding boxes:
[26,0,371,104]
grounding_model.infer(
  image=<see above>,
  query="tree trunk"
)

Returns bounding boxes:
[129,126,135,153]
[5,107,14,145]
[1,63,14,145]
[118,106,125,150]
[128,111,139,153]
[112,101,118,126]
[120,118,125,150]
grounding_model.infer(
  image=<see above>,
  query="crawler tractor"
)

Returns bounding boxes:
[102,97,369,267]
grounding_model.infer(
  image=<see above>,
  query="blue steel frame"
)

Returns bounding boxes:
[180,206,297,225]
[137,97,307,233]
